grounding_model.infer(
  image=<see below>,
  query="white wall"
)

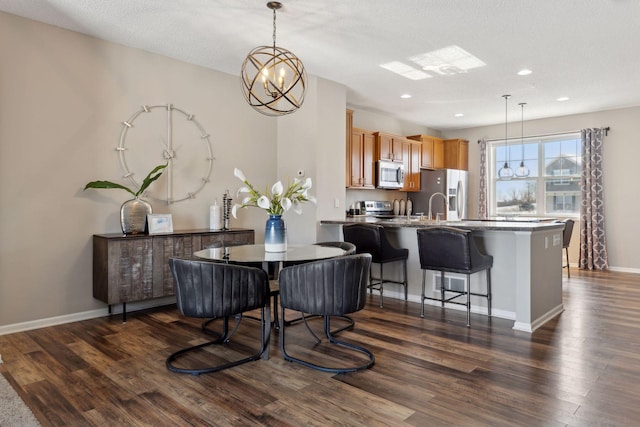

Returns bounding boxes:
[0,12,346,329]
[276,76,347,244]
[444,106,640,273]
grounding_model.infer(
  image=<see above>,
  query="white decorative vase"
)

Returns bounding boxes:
[120,197,152,235]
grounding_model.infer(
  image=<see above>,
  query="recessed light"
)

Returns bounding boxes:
[400,94,412,99]
[556,97,569,102]
[454,113,464,117]
[517,69,532,76]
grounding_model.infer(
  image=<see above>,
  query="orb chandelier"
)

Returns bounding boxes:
[240,1,307,116]
[515,102,530,178]
[498,94,514,180]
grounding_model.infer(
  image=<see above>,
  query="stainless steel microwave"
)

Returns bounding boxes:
[376,160,405,189]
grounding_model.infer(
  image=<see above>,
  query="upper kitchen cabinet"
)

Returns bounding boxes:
[374,132,404,162]
[346,109,353,187]
[348,127,376,189]
[407,134,444,170]
[402,140,421,192]
[444,138,469,170]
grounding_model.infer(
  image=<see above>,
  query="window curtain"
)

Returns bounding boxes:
[478,139,488,219]
[579,128,608,270]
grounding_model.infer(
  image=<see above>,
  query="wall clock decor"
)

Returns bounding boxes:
[117,104,214,204]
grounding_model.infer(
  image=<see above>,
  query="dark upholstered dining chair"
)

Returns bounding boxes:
[342,223,408,308]
[278,253,375,373]
[416,227,493,327]
[166,257,271,376]
[281,240,358,333]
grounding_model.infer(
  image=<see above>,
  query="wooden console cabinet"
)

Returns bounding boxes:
[93,229,254,320]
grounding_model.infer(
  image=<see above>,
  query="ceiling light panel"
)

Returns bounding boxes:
[379,61,431,80]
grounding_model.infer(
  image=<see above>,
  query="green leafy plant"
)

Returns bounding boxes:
[84,164,167,198]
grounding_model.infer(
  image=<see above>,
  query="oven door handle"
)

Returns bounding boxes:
[396,167,405,184]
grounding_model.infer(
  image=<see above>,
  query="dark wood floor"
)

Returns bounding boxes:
[2,268,640,426]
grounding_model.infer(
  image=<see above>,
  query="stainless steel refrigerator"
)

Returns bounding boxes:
[409,169,469,221]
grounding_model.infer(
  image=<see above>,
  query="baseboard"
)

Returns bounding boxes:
[0,297,176,336]
[512,303,565,333]
[568,263,640,274]
[608,266,640,274]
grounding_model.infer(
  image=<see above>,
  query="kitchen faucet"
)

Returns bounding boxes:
[428,192,448,222]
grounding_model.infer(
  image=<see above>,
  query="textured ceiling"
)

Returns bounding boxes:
[1,0,639,130]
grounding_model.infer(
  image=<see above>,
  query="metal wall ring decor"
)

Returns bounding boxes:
[117,104,214,204]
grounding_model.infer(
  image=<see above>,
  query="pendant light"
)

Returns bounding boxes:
[240,1,307,116]
[498,94,514,180]
[515,102,530,178]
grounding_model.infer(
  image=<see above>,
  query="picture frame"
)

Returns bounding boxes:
[147,213,173,234]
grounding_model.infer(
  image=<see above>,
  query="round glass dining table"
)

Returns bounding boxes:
[193,244,347,266]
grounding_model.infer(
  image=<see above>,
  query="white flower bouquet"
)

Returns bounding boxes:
[231,168,316,218]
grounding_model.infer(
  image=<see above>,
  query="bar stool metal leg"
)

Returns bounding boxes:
[379,264,384,308]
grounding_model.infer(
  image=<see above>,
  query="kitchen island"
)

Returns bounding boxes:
[320,217,566,332]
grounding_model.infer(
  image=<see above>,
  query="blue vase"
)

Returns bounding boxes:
[264,214,287,252]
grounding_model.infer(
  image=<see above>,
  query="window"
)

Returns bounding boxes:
[489,133,581,217]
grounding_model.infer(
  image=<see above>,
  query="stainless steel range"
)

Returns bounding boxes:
[361,200,395,218]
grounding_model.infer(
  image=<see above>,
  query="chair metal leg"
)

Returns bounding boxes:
[167,308,270,376]
[272,292,280,330]
[486,268,492,316]
[466,273,471,327]
[440,271,445,308]
[420,269,426,318]
[280,311,374,374]
[379,263,384,308]
[565,247,570,278]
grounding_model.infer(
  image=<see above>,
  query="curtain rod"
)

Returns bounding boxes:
[480,126,610,143]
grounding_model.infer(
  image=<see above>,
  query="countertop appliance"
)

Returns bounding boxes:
[376,160,405,189]
[410,169,469,221]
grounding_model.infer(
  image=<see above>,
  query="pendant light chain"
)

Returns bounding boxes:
[516,102,530,177]
[272,5,277,49]
[498,94,514,180]
[505,95,510,166]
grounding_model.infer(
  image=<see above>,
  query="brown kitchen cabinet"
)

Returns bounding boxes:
[444,138,469,170]
[407,134,444,170]
[347,127,376,189]
[93,228,254,320]
[402,140,421,192]
[374,131,405,162]
[346,109,353,187]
